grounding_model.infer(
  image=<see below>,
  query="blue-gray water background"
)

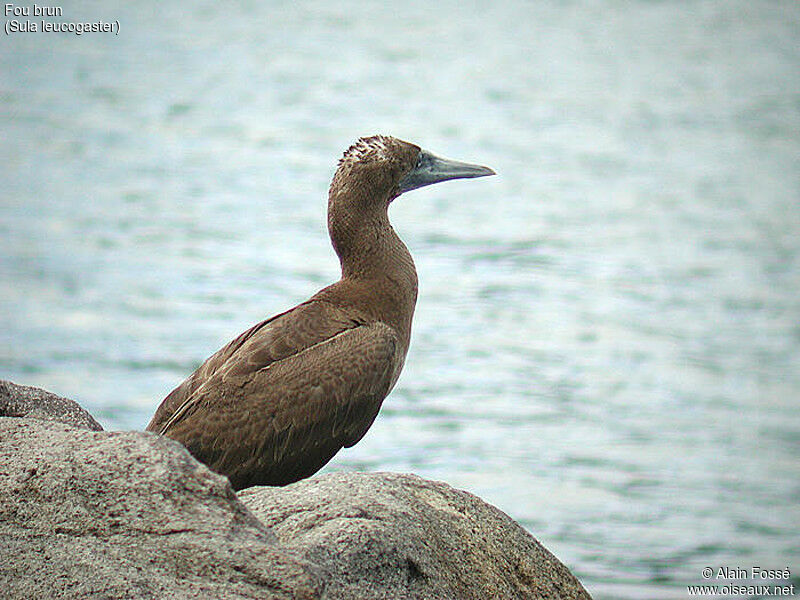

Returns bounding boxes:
[2,1,799,598]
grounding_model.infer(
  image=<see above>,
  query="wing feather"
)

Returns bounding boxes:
[146,300,359,434]
[149,305,400,489]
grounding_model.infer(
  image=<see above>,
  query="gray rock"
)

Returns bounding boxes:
[0,382,591,599]
[0,417,322,600]
[0,379,103,431]
[240,472,592,600]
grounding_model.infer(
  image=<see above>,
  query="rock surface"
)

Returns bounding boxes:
[241,472,591,600]
[0,418,321,600]
[0,379,103,431]
[0,382,592,600]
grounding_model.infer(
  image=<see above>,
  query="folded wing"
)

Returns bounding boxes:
[147,300,400,488]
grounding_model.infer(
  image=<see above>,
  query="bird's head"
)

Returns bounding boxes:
[329,135,495,212]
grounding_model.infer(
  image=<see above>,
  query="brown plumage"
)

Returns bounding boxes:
[146,135,494,490]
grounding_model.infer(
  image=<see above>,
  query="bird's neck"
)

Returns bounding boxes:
[330,209,408,277]
[327,206,418,334]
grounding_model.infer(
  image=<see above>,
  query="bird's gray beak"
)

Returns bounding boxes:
[397,149,496,194]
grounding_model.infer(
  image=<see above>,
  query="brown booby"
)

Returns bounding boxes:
[146,135,495,489]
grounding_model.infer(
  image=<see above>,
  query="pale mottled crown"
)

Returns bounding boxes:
[330,135,420,199]
[338,135,398,169]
